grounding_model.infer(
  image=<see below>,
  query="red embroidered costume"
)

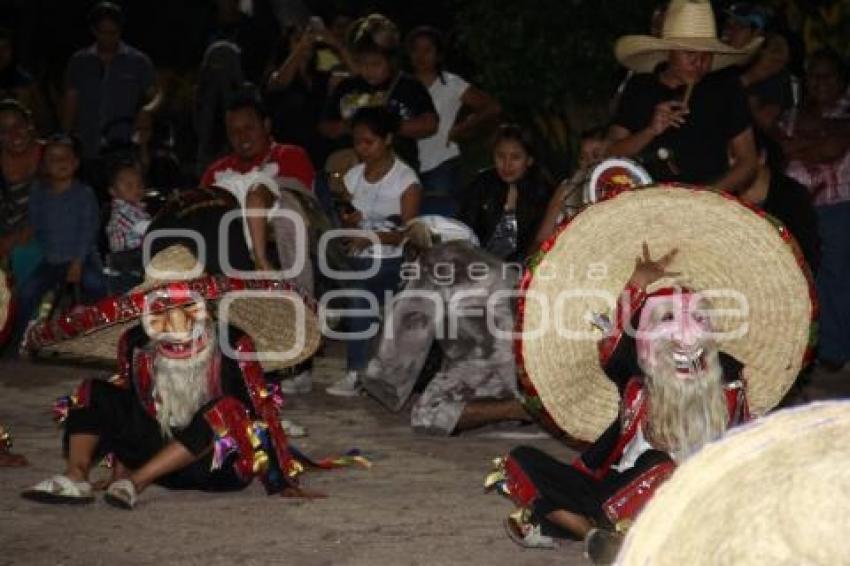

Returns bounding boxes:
[493,283,750,536]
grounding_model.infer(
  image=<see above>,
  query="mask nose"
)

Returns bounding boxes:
[672,316,703,349]
[165,308,190,335]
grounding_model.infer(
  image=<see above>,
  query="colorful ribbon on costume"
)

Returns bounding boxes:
[484,457,510,497]
[52,395,79,425]
[0,425,12,451]
[248,421,271,475]
[212,435,239,471]
[289,446,372,470]
[259,383,285,412]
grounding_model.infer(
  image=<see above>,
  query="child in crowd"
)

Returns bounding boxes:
[104,159,150,291]
[11,134,106,350]
[535,127,608,246]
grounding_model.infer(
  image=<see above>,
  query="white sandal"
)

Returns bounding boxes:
[21,474,94,504]
[504,517,559,549]
[104,479,138,510]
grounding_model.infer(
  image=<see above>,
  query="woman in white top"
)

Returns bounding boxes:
[327,106,422,396]
[407,27,501,215]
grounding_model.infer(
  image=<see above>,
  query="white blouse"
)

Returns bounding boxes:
[345,159,420,258]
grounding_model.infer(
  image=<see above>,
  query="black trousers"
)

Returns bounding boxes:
[65,379,247,491]
[509,445,672,537]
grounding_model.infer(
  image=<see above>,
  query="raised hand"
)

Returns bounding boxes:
[628,242,680,289]
[648,101,689,136]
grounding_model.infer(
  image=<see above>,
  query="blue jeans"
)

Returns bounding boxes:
[12,254,108,349]
[419,157,461,217]
[338,255,404,371]
[815,201,850,362]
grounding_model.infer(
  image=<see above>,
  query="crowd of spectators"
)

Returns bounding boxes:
[0,0,847,377]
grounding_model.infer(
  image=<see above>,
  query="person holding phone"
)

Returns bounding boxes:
[318,13,437,174]
[325,106,422,397]
[606,0,760,193]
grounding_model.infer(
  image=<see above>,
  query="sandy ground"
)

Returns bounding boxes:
[1,344,848,566]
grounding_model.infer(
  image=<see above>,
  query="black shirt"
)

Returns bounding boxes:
[613,67,752,185]
[323,73,436,171]
[762,171,820,274]
[458,168,552,263]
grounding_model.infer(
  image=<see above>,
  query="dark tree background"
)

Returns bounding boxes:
[2,0,846,176]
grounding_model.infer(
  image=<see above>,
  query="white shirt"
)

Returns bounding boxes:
[345,159,419,259]
[209,162,283,252]
[417,72,470,173]
[612,425,654,473]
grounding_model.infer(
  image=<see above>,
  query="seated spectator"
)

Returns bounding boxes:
[722,2,795,132]
[0,28,48,133]
[104,159,151,292]
[406,26,501,215]
[201,89,316,283]
[318,13,438,174]
[0,99,43,285]
[737,130,819,273]
[778,48,850,370]
[11,135,106,350]
[458,124,552,264]
[607,0,760,193]
[201,89,321,393]
[535,126,608,246]
[325,106,422,397]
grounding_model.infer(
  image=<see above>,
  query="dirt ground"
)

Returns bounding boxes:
[1,345,848,566]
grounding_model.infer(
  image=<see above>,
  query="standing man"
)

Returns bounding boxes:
[607,0,761,193]
[62,2,161,163]
[201,90,318,394]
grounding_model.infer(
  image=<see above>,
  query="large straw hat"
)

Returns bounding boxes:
[617,401,850,565]
[25,246,321,371]
[0,268,12,346]
[615,0,763,73]
[517,186,815,442]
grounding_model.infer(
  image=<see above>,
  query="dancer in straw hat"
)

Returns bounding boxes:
[21,245,327,509]
[485,186,814,553]
[607,0,762,194]
[488,245,752,551]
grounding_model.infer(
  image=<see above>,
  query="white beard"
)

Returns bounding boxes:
[152,328,217,438]
[644,341,729,463]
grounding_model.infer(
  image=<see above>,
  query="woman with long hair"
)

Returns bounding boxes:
[459,124,552,264]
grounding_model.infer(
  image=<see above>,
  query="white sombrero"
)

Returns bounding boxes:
[615,0,763,73]
[617,401,850,565]
[25,246,321,371]
[517,186,815,442]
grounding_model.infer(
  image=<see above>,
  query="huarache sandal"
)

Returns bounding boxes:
[503,517,559,549]
[21,475,95,504]
[104,479,138,510]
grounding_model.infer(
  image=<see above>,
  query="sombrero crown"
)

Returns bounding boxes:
[615,0,763,73]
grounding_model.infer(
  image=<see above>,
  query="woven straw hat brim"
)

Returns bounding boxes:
[37,285,321,372]
[517,186,814,442]
[30,246,321,371]
[615,35,763,73]
[617,401,850,565]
